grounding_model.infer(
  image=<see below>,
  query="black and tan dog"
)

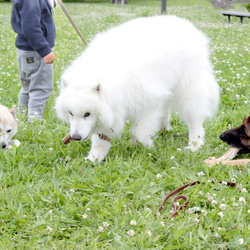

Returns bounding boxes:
[220,115,250,155]
[204,116,250,166]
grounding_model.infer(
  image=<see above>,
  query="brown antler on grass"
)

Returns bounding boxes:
[204,147,250,166]
[62,133,71,144]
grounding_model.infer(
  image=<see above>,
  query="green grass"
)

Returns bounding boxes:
[0,0,250,248]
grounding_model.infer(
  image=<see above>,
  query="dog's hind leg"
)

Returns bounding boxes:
[161,106,171,131]
[85,134,112,163]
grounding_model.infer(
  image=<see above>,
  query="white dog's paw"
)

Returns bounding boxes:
[85,145,110,163]
[144,138,154,148]
[186,138,204,152]
[12,139,20,147]
[131,134,154,148]
[5,140,21,150]
[85,154,96,163]
[85,154,105,163]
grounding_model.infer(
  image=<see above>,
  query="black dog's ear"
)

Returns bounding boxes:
[244,115,250,137]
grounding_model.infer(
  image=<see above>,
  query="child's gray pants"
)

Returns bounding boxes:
[17,49,53,120]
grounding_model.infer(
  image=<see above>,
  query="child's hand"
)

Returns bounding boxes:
[43,52,56,64]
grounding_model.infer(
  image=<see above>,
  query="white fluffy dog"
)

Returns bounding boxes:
[56,15,220,162]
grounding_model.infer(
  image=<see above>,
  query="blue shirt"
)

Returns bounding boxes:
[11,0,56,58]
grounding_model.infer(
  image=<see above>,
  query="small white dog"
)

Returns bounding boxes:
[56,15,220,162]
[0,104,20,149]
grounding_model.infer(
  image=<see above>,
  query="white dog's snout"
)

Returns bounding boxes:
[0,138,8,148]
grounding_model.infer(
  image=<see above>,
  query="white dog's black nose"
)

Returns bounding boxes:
[2,144,7,149]
[71,134,81,141]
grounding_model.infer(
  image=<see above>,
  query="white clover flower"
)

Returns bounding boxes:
[218,227,222,231]
[170,156,175,160]
[221,181,227,186]
[145,230,152,237]
[48,210,53,214]
[239,197,246,205]
[86,208,91,211]
[194,218,199,224]
[231,178,236,183]
[205,193,211,198]
[49,147,53,152]
[220,204,226,210]
[239,238,244,245]
[65,156,71,162]
[150,182,155,187]
[186,208,193,214]
[156,174,162,179]
[130,220,137,226]
[70,189,75,193]
[199,191,204,195]
[201,210,207,216]
[211,200,217,205]
[233,203,238,207]
[198,171,205,177]
[218,212,224,218]
[206,193,213,202]
[215,233,220,238]
[160,221,165,227]
[127,229,135,237]
[193,206,200,212]
[241,188,247,193]
[248,210,250,214]
[97,226,104,232]
[46,226,53,232]
[82,214,88,219]
[103,222,109,228]
[146,195,150,199]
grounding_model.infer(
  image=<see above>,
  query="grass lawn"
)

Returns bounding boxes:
[0,0,250,248]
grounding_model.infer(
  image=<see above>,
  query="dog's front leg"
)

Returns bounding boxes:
[85,134,111,163]
[186,122,205,151]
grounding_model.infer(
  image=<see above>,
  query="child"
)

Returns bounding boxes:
[11,0,56,122]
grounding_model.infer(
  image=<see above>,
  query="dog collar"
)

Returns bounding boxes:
[98,133,111,142]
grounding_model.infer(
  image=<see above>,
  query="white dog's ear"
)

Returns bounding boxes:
[95,84,101,94]
[9,105,17,118]
[61,78,69,90]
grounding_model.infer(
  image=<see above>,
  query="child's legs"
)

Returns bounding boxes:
[17,49,30,112]
[28,59,53,119]
[17,49,53,119]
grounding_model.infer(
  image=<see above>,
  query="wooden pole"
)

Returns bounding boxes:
[161,0,166,14]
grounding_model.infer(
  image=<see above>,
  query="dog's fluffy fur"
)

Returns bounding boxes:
[0,104,19,149]
[55,15,220,162]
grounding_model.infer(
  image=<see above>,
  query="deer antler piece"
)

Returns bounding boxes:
[204,147,248,166]
[62,133,72,145]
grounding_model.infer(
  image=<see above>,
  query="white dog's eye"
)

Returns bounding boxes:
[84,112,90,118]
[69,111,73,116]
[7,129,11,133]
